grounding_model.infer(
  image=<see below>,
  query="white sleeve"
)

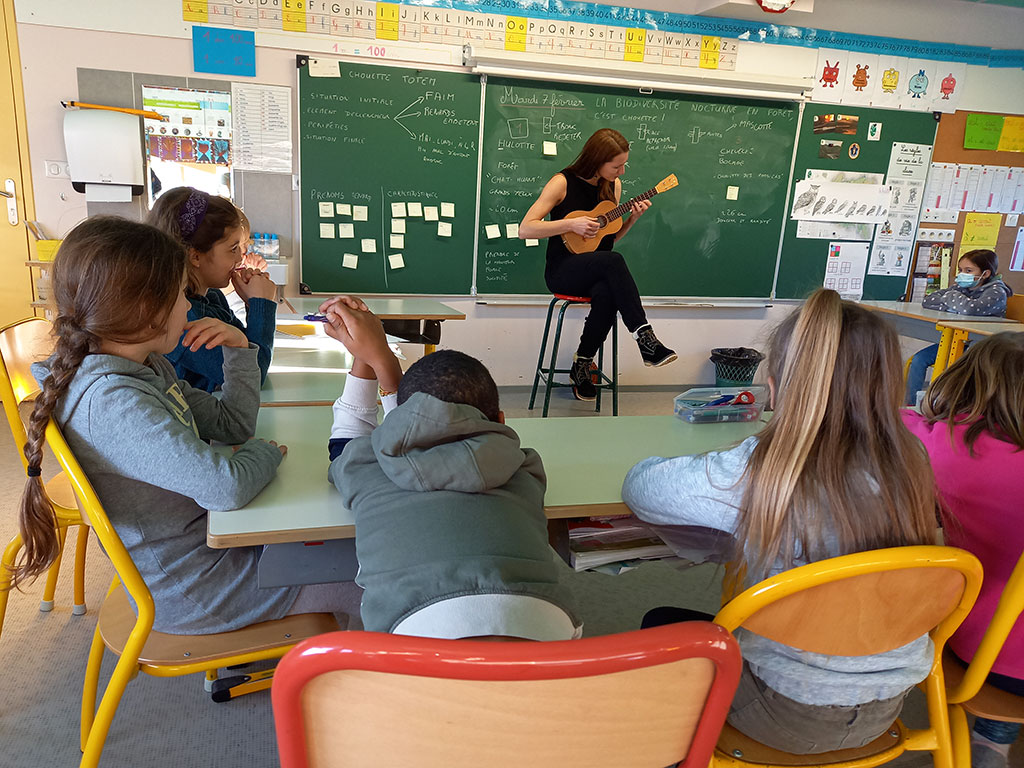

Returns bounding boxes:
[330,374,380,440]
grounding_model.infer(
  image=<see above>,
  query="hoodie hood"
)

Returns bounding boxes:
[370,392,530,493]
[33,353,171,421]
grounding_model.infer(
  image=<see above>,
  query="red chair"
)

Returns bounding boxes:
[273,623,741,768]
[529,294,618,417]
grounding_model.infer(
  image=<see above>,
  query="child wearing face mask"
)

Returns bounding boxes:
[904,249,1012,405]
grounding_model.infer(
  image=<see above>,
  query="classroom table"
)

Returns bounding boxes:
[857,301,1014,380]
[933,319,1023,369]
[261,336,352,407]
[284,297,466,354]
[206,406,766,586]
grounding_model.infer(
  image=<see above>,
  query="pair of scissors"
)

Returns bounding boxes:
[702,391,755,407]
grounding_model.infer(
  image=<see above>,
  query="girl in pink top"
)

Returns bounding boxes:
[902,331,1024,767]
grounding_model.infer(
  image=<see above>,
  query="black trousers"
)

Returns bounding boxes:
[545,250,648,359]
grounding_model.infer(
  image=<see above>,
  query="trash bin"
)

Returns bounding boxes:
[710,347,764,387]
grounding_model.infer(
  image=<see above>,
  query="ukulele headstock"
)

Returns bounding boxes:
[655,174,679,194]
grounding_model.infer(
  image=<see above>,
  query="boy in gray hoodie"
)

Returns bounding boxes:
[320,298,580,639]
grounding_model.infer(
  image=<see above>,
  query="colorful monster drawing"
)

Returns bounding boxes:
[908,70,929,98]
[792,184,819,212]
[820,60,840,88]
[940,73,957,100]
[881,67,900,94]
[852,65,870,92]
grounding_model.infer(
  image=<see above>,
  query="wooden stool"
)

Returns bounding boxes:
[529,294,618,417]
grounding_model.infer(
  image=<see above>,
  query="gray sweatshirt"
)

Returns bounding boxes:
[33,345,298,634]
[329,391,579,639]
[921,277,1012,316]
[622,436,933,707]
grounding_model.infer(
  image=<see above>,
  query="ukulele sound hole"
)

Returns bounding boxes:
[596,216,607,227]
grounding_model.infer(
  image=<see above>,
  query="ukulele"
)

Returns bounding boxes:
[560,174,678,255]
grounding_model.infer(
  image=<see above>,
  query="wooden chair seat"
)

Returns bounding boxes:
[715,721,903,767]
[98,586,338,668]
[943,647,1024,723]
[45,471,82,517]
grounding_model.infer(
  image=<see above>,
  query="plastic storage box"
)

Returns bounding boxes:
[674,386,767,424]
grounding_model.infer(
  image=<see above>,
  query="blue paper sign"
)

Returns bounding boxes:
[192,25,255,77]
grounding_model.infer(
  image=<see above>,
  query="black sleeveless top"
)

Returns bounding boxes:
[545,171,616,262]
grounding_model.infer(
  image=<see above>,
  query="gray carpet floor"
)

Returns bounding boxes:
[0,386,1018,766]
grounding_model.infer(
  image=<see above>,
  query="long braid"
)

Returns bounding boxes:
[9,319,96,589]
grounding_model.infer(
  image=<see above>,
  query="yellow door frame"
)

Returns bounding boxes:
[0,0,38,325]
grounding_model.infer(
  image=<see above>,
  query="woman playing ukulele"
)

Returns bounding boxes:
[519,128,675,402]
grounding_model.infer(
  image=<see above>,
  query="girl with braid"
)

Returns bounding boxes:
[7,217,359,633]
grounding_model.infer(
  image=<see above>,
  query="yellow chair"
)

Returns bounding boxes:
[711,546,983,768]
[944,551,1024,766]
[42,419,340,768]
[0,317,88,639]
[1004,294,1024,323]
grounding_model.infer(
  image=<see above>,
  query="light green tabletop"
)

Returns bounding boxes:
[207,407,766,548]
[857,300,1013,325]
[934,319,1023,336]
[289,296,465,320]
[262,336,351,406]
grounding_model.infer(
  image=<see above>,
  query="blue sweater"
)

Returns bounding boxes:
[166,289,276,392]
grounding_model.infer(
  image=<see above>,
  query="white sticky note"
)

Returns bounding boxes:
[318,202,334,217]
[505,223,519,239]
[319,223,335,238]
[353,206,368,221]
[336,203,351,216]
[337,223,354,238]
[342,253,359,269]
[391,202,407,217]
[525,239,540,247]
[726,186,739,201]
[1007,213,1020,227]
[391,218,406,234]
[424,206,439,221]
[308,58,341,78]
[438,221,452,237]
[440,202,455,218]
[390,234,405,249]
[361,238,377,253]
[485,224,501,239]
[407,202,423,217]
[543,141,557,156]
[388,253,405,269]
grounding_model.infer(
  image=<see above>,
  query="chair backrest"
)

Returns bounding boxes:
[1005,294,1024,323]
[947,551,1024,705]
[44,418,157,633]
[0,317,54,469]
[272,623,742,768]
[714,546,982,657]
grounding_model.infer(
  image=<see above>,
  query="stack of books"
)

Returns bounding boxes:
[567,515,674,572]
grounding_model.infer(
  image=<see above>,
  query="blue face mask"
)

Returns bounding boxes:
[955,272,979,288]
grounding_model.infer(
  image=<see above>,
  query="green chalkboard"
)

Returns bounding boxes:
[775,105,938,300]
[477,77,799,297]
[297,59,481,294]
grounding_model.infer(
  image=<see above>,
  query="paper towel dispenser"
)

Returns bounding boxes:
[63,109,144,197]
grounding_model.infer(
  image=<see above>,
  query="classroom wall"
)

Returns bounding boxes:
[13,3,1024,386]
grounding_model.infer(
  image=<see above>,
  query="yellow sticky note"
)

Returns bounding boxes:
[282,0,306,32]
[388,253,405,270]
[342,253,359,270]
[392,219,406,234]
[505,16,527,52]
[318,202,334,217]
[336,203,351,216]
[699,35,720,69]
[424,206,439,221]
[505,223,519,239]
[390,234,405,249]
[485,224,501,239]
[182,0,208,23]
[542,141,557,156]
[337,223,354,238]
[440,202,455,218]
[625,28,646,62]
[437,222,453,237]
[407,202,423,217]
[962,212,1002,248]
[35,240,61,261]
[361,238,377,253]
[376,2,399,41]
[524,239,539,247]
[353,206,368,221]
[391,202,407,217]
[319,223,335,239]
[997,116,1024,153]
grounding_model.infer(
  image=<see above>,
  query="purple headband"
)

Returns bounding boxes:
[178,190,209,240]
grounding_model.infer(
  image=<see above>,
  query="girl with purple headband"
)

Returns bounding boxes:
[148,188,278,392]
